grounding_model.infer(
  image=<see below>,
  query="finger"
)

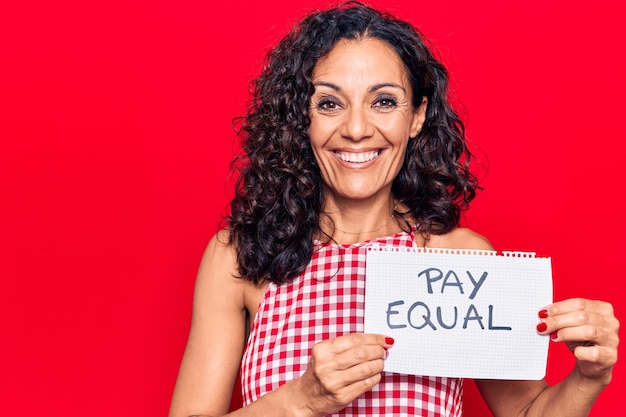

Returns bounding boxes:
[540,298,614,317]
[546,309,593,331]
[537,302,619,336]
[319,357,386,393]
[311,343,386,378]
[552,323,620,348]
[548,324,600,343]
[329,333,394,353]
[572,344,618,368]
[320,369,384,407]
[342,362,384,392]
[537,313,606,340]
[332,344,387,370]
[538,298,587,318]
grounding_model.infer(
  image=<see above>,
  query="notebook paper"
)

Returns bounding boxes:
[364,247,553,380]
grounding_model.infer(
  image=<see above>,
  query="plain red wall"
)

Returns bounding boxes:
[1,0,624,415]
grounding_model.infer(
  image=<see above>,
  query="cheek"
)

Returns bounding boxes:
[376,113,413,140]
[307,117,333,148]
[306,125,325,165]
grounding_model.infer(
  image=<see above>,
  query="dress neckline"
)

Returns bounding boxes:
[312,224,418,249]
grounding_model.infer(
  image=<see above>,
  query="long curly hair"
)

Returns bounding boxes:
[228,1,479,284]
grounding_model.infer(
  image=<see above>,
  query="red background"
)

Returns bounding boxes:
[1,0,624,415]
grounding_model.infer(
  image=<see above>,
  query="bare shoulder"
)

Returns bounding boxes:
[198,229,267,313]
[427,227,494,251]
[200,228,237,269]
[197,229,240,289]
[195,229,253,310]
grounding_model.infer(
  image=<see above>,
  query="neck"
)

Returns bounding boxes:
[318,197,404,244]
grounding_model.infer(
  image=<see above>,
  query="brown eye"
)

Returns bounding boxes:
[316,97,342,112]
[320,100,336,109]
[373,95,398,109]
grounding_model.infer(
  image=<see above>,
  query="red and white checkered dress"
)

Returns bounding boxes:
[240,228,464,416]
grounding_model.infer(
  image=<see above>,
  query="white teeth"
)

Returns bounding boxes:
[336,151,379,163]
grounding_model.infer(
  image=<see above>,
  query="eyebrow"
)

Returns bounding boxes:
[370,83,407,93]
[312,81,407,93]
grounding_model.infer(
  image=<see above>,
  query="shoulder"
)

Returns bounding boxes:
[427,227,494,251]
[196,229,266,313]
[195,229,244,307]
[200,229,236,267]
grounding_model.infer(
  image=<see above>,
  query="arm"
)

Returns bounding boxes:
[168,231,394,417]
[476,298,619,417]
[168,231,248,417]
[433,228,619,417]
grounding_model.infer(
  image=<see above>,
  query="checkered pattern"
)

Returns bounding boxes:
[241,229,463,416]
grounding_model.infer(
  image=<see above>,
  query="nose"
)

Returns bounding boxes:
[340,105,374,141]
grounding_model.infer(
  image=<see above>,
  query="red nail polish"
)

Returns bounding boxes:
[385,337,395,345]
[538,309,549,319]
[550,332,558,340]
[536,322,547,332]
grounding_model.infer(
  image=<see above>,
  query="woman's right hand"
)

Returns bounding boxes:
[295,333,394,416]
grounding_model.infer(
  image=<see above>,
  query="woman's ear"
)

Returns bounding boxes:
[409,97,428,138]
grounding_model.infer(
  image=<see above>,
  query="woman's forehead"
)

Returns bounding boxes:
[312,38,410,86]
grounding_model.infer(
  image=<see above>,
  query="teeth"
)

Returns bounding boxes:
[336,151,379,163]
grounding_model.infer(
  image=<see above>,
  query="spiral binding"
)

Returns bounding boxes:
[367,246,540,258]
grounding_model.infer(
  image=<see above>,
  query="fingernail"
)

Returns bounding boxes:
[550,332,558,340]
[385,337,395,345]
[536,322,548,333]
[538,309,549,319]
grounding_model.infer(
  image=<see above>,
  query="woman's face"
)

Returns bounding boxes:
[308,37,426,205]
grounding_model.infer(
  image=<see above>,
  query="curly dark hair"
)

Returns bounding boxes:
[228,1,479,285]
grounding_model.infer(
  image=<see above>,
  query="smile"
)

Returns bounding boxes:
[334,150,381,163]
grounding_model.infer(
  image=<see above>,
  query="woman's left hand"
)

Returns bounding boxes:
[537,298,620,382]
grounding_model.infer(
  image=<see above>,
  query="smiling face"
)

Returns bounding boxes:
[308,37,426,207]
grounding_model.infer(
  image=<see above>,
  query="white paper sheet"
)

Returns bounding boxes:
[364,247,553,380]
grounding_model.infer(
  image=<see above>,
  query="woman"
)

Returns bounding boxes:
[169,2,619,416]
